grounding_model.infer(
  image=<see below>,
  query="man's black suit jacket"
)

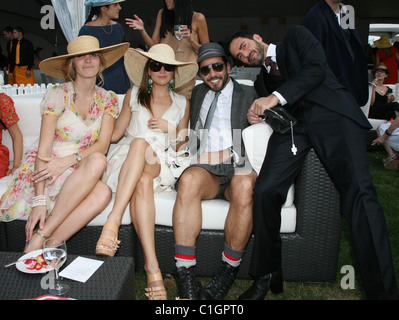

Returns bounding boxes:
[303,0,369,106]
[255,25,371,130]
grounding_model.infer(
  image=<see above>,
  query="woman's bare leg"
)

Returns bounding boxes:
[96,138,160,253]
[24,152,108,252]
[131,170,159,274]
[105,138,157,226]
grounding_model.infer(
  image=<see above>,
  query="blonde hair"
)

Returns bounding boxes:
[62,52,106,86]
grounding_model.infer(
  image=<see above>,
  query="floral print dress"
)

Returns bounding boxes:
[0,82,119,222]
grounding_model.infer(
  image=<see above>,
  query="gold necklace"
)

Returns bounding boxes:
[376,86,387,95]
[101,24,113,35]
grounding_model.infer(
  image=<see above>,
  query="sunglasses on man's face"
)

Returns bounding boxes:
[149,61,176,72]
[199,62,225,76]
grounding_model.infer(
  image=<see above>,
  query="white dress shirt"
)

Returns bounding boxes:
[199,79,234,152]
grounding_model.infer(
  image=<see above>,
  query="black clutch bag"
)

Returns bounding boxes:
[264,106,297,134]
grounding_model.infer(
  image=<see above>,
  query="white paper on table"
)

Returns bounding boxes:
[59,257,104,283]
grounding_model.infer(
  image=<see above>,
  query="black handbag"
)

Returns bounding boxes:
[264,106,297,134]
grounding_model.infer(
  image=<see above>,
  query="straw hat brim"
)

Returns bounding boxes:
[39,42,130,79]
[374,36,392,49]
[124,46,198,89]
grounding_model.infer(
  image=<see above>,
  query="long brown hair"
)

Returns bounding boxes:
[137,60,152,109]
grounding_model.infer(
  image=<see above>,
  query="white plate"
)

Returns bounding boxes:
[16,249,53,274]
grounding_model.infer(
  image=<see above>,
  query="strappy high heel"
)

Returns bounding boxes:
[24,229,50,253]
[145,271,167,300]
[95,222,121,257]
[383,154,399,171]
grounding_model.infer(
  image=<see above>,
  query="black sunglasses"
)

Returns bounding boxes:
[149,60,176,72]
[199,62,225,76]
[375,68,388,74]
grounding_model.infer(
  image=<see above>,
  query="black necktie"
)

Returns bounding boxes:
[265,57,281,76]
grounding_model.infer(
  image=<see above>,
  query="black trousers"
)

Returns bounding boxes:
[250,104,398,299]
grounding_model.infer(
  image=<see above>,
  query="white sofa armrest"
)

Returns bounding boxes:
[242,122,294,207]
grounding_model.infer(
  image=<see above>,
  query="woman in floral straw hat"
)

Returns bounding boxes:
[80,0,130,94]
[96,43,198,300]
[374,35,399,84]
[0,36,129,253]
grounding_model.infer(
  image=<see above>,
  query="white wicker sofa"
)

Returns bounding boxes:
[0,83,342,282]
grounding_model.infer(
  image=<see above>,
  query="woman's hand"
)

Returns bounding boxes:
[148,118,171,133]
[372,135,386,146]
[25,206,47,242]
[179,25,194,42]
[31,155,71,184]
[387,93,395,103]
[126,15,144,31]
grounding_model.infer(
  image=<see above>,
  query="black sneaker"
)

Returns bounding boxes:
[175,266,202,300]
[199,262,239,300]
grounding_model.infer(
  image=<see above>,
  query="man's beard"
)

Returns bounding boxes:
[247,41,265,67]
[203,73,229,92]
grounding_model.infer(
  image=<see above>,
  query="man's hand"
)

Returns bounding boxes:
[249,94,280,116]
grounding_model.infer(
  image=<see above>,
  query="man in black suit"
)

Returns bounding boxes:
[227,25,398,300]
[303,0,369,106]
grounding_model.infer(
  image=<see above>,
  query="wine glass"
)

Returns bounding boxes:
[174,25,184,53]
[43,237,69,296]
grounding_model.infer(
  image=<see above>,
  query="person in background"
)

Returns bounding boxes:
[0,36,129,255]
[126,0,209,99]
[8,27,35,86]
[368,63,399,121]
[373,112,399,170]
[97,44,197,300]
[2,26,15,85]
[303,0,369,106]
[172,43,258,300]
[0,93,23,178]
[374,35,399,85]
[80,0,131,94]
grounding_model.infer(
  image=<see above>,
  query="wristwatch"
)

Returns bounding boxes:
[74,152,82,163]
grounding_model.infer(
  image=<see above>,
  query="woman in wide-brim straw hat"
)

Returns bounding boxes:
[79,0,130,94]
[0,35,129,258]
[97,43,198,300]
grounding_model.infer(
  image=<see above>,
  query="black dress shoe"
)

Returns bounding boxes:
[238,269,283,300]
[199,262,239,300]
[175,266,202,300]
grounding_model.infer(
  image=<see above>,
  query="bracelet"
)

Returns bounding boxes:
[32,195,46,208]
[170,134,182,146]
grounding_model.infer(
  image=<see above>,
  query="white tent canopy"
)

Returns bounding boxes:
[51,0,88,43]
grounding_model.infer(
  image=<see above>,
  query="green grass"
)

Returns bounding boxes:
[134,151,398,300]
